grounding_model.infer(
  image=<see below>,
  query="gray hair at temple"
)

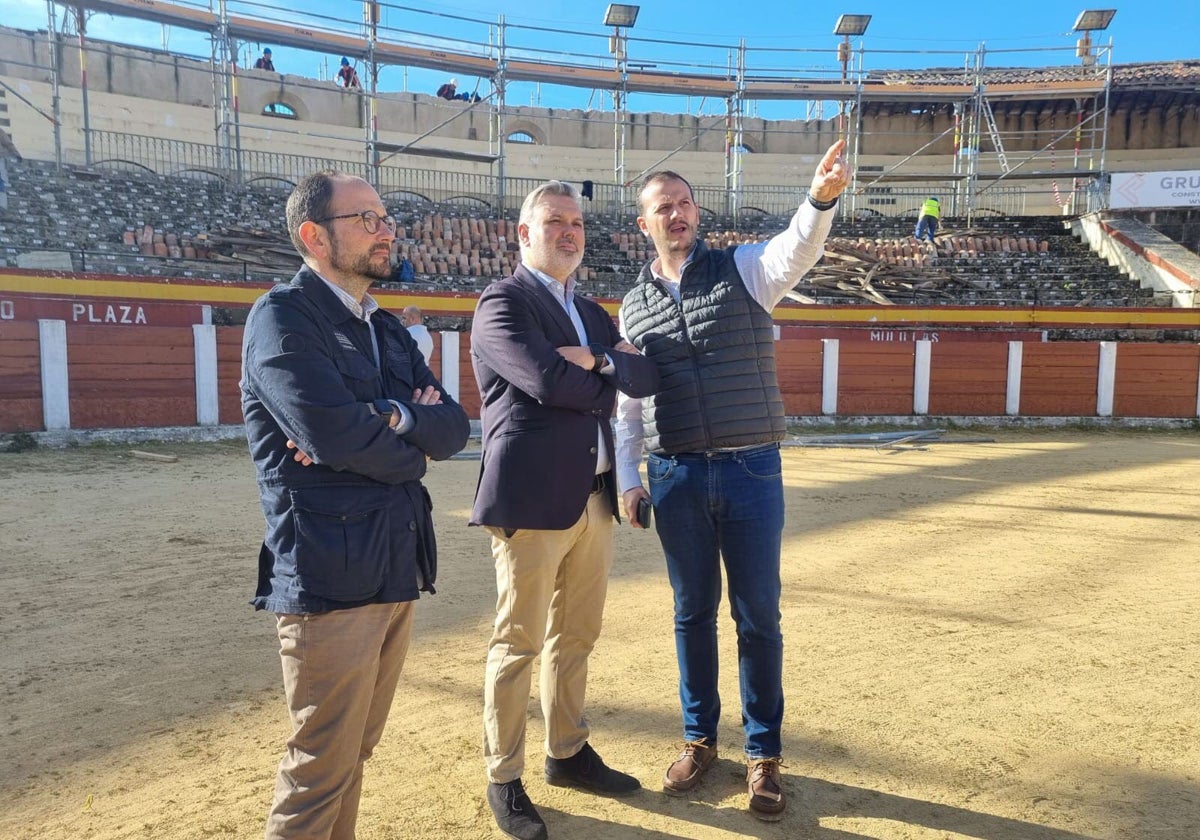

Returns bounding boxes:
[518,181,581,226]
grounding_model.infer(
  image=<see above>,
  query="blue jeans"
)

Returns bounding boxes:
[647,443,784,758]
[915,215,938,243]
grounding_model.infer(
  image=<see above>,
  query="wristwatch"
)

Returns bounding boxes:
[588,343,606,373]
[370,398,395,417]
[807,191,839,211]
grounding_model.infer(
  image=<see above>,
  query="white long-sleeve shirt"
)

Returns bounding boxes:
[614,200,835,493]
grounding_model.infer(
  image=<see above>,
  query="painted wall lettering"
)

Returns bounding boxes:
[71,303,150,324]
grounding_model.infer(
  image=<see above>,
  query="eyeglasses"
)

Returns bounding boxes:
[314,210,397,235]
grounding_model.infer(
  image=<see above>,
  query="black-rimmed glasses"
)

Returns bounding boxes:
[314,210,397,235]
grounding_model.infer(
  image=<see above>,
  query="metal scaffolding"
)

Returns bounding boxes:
[43,0,1115,221]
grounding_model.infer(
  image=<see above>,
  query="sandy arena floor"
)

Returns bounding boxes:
[0,431,1197,840]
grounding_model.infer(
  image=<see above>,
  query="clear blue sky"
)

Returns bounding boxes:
[9,0,1199,119]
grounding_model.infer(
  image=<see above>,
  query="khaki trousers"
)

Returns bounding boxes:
[265,601,415,840]
[483,491,614,783]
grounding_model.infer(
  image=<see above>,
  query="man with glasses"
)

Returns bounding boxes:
[242,170,469,840]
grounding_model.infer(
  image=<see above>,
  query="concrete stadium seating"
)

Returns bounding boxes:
[0,158,1160,307]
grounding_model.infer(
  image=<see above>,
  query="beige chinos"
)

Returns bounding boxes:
[265,600,415,840]
[482,490,613,783]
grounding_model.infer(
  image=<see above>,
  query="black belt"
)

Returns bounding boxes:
[667,442,780,462]
[591,473,608,494]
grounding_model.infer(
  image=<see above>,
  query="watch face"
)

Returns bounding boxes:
[374,399,394,416]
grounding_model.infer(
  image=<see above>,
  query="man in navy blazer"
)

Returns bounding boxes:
[470,181,659,840]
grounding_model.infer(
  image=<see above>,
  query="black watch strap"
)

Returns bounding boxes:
[807,191,839,211]
[589,343,606,372]
[371,398,394,417]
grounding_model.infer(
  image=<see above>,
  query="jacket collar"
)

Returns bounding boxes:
[512,264,579,339]
[292,265,370,326]
[639,240,709,286]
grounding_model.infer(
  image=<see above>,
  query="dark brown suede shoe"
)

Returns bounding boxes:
[747,757,785,821]
[662,739,717,796]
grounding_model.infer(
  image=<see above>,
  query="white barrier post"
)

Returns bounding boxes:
[1006,341,1024,416]
[914,340,932,415]
[193,324,219,426]
[821,339,839,416]
[38,319,70,430]
[439,331,460,403]
[1097,341,1117,417]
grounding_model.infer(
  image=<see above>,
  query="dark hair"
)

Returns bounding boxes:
[637,170,694,214]
[285,170,343,257]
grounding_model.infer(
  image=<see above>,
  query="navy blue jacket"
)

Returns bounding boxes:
[469,266,660,530]
[242,267,470,614]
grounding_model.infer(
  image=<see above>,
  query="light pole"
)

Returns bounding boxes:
[1073,8,1116,66]
[603,4,639,204]
[833,14,870,143]
[1072,10,1116,210]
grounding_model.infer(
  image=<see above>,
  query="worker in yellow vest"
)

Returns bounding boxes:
[914,197,940,244]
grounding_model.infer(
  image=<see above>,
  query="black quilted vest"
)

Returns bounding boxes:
[621,242,786,455]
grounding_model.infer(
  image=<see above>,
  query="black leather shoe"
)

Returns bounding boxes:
[487,779,547,840]
[545,742,641,796]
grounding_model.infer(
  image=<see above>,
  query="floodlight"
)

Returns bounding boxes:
[603,4,640,27]
[1073,9,1116,31]
[833,14,871,36]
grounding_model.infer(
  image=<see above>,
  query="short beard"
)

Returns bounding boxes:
[330,235,392,284]
[663,226,696,256]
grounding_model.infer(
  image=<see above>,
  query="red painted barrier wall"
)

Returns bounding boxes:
[217,327,245,426]
[838,342,917,416]
[775,339,824,416]
[928,342,1010,416]
[1113,344,1200,418]
[0,322,43,432]
[1021,343,1101,416]
[457,340,481,419]
[6,325,1200,433]
[67,325,196,429]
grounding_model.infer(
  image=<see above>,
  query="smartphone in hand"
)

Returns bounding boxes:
[635,497,653,529]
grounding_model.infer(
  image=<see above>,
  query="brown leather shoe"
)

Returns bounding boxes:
[747,757,785,821]
[662,739,717,795]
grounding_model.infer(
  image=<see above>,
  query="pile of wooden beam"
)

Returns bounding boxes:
[191,226,303,272]
[792,239,984,305]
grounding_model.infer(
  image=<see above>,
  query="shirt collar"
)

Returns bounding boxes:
[526,265,577,303]
[649,242,700,284]
[315,272,379,322]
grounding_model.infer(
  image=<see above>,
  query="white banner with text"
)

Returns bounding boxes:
[1110,171,1200,209]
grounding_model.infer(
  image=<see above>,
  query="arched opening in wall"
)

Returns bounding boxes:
[504,122,546,145]
[262,102,297,119]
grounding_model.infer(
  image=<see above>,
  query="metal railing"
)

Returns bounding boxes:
[89,130,1060,222]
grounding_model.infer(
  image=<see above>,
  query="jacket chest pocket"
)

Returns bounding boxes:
[384,345,415,393]
[333,350,379,399]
